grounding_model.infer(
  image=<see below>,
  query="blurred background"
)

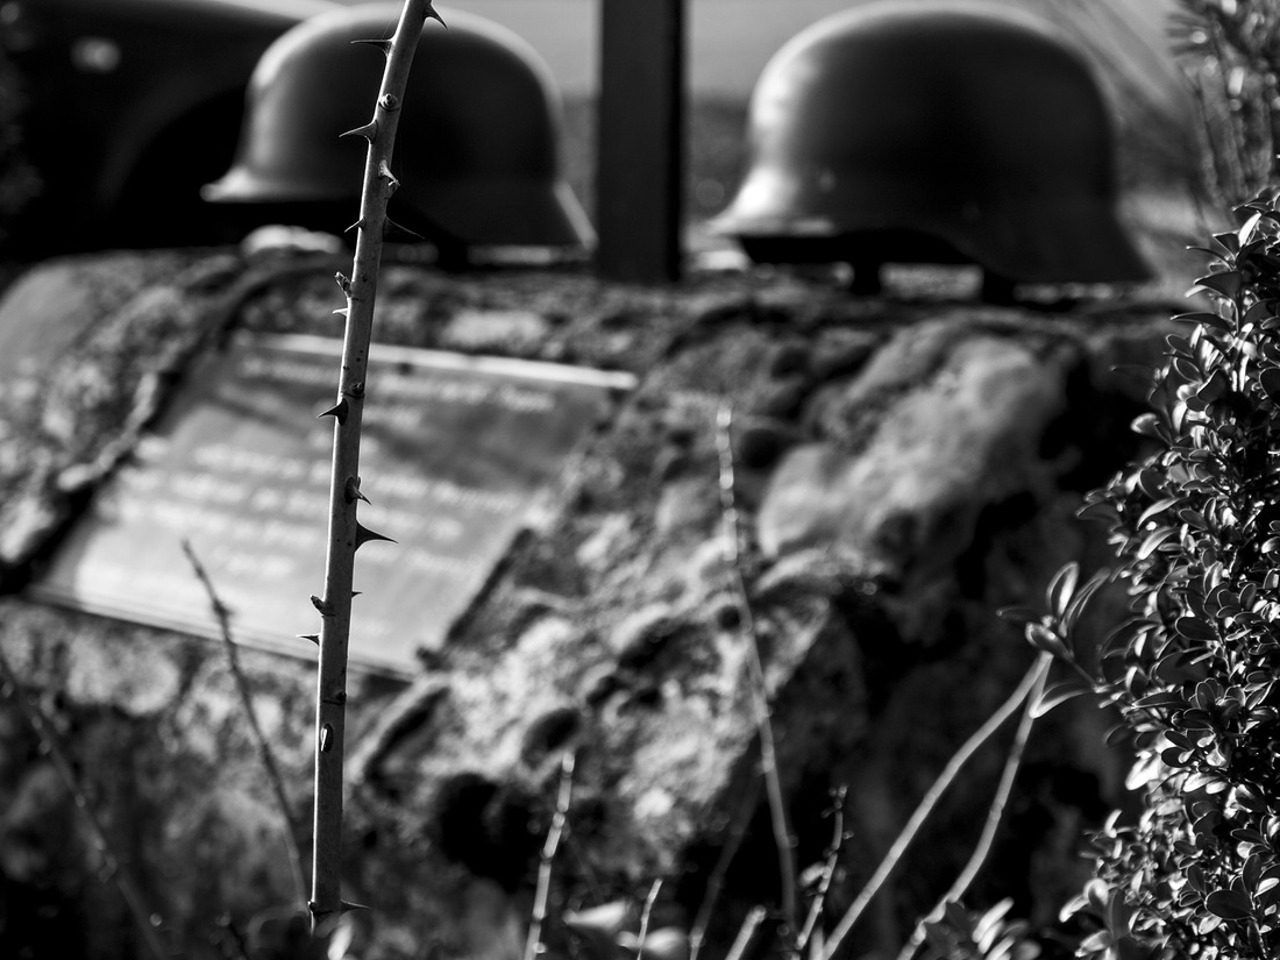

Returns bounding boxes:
[0,0,1210,272]
[330,0,1201,263]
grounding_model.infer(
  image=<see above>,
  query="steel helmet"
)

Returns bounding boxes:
[203,3,592,250]
[713,1,1150,286]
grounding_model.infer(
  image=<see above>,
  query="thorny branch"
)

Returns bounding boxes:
[309,0,441,930]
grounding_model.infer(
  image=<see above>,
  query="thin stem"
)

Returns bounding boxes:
[725,907,768,960]
[818,655,1050,960]
[310,0,440,930]
[894,655,1051,960]
[715,402,799,933]
[0,644,169,960]
[635,879,663,960]
[794,787,848,959]
[181,538,308,907]
[523,751,576,960]
[688,775,763,960]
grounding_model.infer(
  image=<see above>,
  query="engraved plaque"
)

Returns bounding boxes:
[34,332,634,675]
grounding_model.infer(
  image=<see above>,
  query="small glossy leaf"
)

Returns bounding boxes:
[1172,356,1201,381]
[1025,622,1068,658]
[1196,368,1230,402]
[1130,412,1165,439]
[1136,527,1177,560]
[1046,563,1079,617]
[1260,368,1280,401]
[1137,497,1180,527]
[1133,690,1186,709]
[997,605,1040,624]
[1175,310,1234,332]
[1190,271,1243,301]
[1196,913,1225,935]
[1160,746,1189,767]
[1175,616,1217,642]
[1205,888,1253,920]
[973,899,1014,949]
[1062,569,1108,634]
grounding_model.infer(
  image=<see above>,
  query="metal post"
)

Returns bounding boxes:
[596,0,685,283]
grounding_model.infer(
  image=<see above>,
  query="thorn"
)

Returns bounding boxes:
[333,307,349,318]
[384,215,423,240]
[318,398,349,424]
[335,272,351,295]
[310,595,332,616]
[351,37,392,55]
[344,476,370,504]
[340,901,370,914]
[339,120,379,142]
[345,217,366,234]
[355,523,396,549]
[351,591,362,599]
[426,2,447,27]
[377,160,400,195]
[298,634,320,645]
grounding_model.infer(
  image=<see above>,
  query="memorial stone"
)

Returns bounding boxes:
[34,332,634,674]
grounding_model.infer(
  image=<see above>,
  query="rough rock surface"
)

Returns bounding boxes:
[0,248,1185,960]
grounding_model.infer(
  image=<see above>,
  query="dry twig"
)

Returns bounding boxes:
[794,787,848,959]
[818,655,1052,960]
[688,775,763,960]
[523,751,576,960]
[0,644,170,960]
[182,537,308,906]
[725,906,769,960]
[894,654,1051,960]
[635,879,663,959]
[715,402,798,932]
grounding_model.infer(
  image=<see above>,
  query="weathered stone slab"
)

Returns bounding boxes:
[757,328,1068,570]
[1,246,1192,959]
[0,252,203,382]
[32,332,634,674]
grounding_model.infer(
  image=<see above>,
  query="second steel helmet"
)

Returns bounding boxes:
[713,1,1150,288]
[204,4,593,251]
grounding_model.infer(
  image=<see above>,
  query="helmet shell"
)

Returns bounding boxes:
[204,4,592,249]
[714,1,1149,283]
